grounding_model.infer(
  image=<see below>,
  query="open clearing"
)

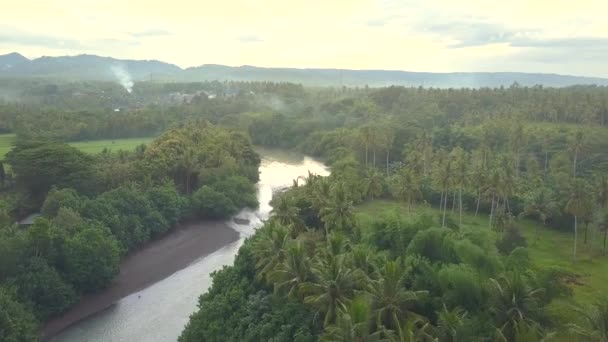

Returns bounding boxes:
[0,134,154,159]
[356,200,608,305]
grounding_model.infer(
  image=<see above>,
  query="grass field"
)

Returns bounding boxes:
[0,134,154,159]
[68,137,154,154]
[356,200,608,305]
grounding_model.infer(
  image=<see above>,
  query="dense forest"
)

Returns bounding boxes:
[0,80,607,341]
[0,123,260,340]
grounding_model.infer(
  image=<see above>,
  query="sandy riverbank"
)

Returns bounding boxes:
[42,220,239,340]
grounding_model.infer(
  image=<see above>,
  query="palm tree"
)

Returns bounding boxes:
[565,179,589,261]
[320,182,356,235]
[596,174,608,210]
[569,131,584,177]
[270,241,311,298]
[312,177,332,212]
[596,209,608,256]
[363,168,384,200]
[391,169,421,212]
[321,296,387,342]
[301,254,358,327]
[251,223,291,281]
[567,297,608,341]
[433,149,452,227]
[518,188,558,243]
[271,194,303,234]
[485,168,502,229]
[365,258,426,332]
[490,273,545,341]
[349,244,379,283]
[451,147,468,225]
[436,304,467,342]
[541,131,551,177]
[387,317,436,342]
[360,126,373,167]
[382,127,395,176]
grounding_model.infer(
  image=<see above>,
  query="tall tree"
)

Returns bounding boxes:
[565,179,589,261]
[363,168,384,200]
[365,258,425,331]
[301,254,357,327]
[518,188,558,243]
[391,169,421,212]
[320,182,356,235]
[569,131,584,177]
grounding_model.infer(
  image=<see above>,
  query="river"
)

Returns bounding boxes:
[49,148,329,342]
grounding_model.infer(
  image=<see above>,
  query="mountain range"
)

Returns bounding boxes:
[2,52,608,88]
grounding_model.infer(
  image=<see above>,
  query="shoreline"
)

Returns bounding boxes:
[42,220,240,340]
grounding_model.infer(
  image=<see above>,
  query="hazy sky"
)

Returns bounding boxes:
[2,0,608,77]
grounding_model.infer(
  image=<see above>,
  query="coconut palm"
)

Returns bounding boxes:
[436,304,467,342]
[360,126,373,167]
[386,317,436,342]
[485,168,502,229]
[271,194,303,234]
[321,296,388,342]
[349,244,380,283]
[569,131,584,177]
[269,241,311,298]
[596,174,608,210]
[565,179,590,261]
[596,209,608,256]
[451,147,468,225]
[433,149,453,227]
[490,273,545,341]
[312,177,332,212]
[518,188,558,243]
[381,127,395,176]
[365,258,426,331]
[391,169,422,212]
[567,297,608,341]
[363,168,384,200]
[320,182,356,235]
[301,254,358,327]
[251,223,291,281]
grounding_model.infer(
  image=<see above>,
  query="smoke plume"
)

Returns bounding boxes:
[111,64,134,93]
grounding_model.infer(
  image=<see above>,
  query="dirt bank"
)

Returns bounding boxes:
[42,221,239,340]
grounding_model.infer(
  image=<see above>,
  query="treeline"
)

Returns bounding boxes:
[1,82,607,142]
[180,159,605,341]
[0,123,260,340]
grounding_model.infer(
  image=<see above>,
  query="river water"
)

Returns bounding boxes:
[51,148,328,342]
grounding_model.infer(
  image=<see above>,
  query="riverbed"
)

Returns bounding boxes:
[47,148,329,342]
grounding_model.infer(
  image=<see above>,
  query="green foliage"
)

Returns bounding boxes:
[6,141,95,199]
[41,187,82,218]
[437,264,485,311]
[145,181,186,226]
[0,287,38,342]
[406,228,459,264]
[190,186,238,219]
[11,257,77,320]
[496,223,528,255]
[179,241,319,342]
[64,225,120,293]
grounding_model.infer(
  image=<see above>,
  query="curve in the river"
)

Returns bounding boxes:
[49,148,329,342]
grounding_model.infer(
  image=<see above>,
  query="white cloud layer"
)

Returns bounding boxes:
[1,0,607,77]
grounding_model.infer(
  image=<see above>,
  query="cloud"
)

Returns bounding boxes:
[0,26,139,53]
[130,29,172,38]
[237,35,263,43]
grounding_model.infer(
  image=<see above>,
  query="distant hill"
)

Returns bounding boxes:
[2,52,608,88]
[0,52,29,71]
